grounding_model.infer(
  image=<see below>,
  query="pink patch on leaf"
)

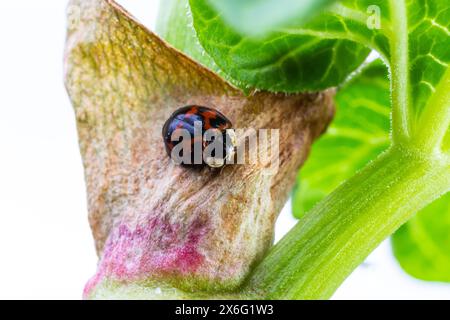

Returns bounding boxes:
[83,216,208,297]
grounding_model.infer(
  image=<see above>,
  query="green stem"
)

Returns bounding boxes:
[388,0,410,144]
[411,67,450,154]
[245,146,450,299]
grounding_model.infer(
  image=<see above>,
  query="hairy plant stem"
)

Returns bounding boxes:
[412,67,450,154]
[388,0,410,144]
[244,145,450,299]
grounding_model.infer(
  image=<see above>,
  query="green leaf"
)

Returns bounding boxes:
[156,0,218,70]
[205,0,335,37]
[405,1,450,150]
[407,1,450,121]
[392,193,450,282]
[190,0,392,92]
[190,1,449,149]
[293,60,391,218]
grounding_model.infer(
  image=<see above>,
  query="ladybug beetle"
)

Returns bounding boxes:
[162,105,236,168]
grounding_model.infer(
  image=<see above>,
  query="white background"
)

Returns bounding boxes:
[0,0,449,299]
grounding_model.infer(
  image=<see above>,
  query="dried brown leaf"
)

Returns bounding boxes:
[64,0,334,298]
